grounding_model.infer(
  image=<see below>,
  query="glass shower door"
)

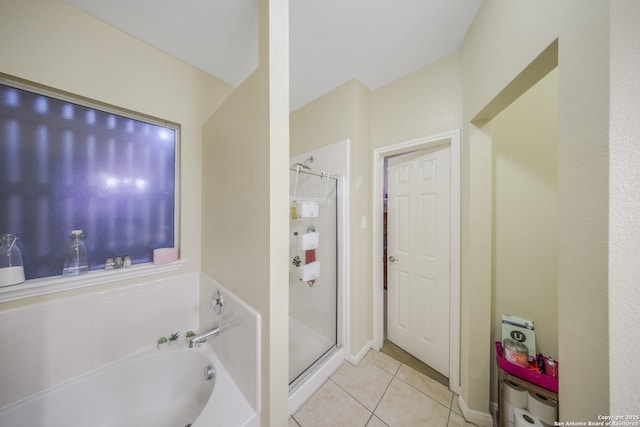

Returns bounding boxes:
[289,169,338,385]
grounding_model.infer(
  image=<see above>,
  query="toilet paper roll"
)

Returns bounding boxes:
[514,408,544,427]
[504,381,528,407]
[504,401,524,423]
[526,391,557,425]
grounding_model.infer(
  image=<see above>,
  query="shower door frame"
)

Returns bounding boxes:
[288,169,346,387]
[287,142,350,414]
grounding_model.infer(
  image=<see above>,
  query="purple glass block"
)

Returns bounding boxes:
[0,83,176,280]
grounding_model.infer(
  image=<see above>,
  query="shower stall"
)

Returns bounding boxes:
[288,160,340,389]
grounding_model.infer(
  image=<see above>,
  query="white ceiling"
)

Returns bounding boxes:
[64,0,483,111]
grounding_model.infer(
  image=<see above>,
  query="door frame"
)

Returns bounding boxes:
[372,129,461,394]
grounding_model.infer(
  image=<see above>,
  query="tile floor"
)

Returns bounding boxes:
[289,348,478,427]
[379,340,449,388]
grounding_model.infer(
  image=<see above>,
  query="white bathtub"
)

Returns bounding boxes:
[0,345,257,427]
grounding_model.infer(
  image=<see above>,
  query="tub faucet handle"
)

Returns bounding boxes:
[204,364,215,381]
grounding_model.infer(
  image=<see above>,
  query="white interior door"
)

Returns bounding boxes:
[386,145,451,377]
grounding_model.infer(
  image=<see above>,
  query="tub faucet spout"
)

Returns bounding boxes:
[189,327,221,348]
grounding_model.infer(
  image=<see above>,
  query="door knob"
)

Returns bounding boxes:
[388,256,398,263]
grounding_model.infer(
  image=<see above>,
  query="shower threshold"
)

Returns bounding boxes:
[289,344,338,392]
[288,345,344,414]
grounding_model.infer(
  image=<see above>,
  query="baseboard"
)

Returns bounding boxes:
[349,340,373,365]
[458,394,495,427]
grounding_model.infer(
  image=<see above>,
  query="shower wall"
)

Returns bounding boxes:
[289,169,337,385]
[289,184,337,341]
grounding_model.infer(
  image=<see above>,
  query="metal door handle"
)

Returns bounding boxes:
[388,256,398,263]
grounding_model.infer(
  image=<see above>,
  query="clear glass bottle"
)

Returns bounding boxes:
[62,230,89,276]
[0,234,26,287]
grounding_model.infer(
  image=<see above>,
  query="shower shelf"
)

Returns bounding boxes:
[298,201,319,218]
[297,261,321,282]
[296,232,319,251]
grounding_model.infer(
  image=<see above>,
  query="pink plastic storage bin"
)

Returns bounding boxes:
[495,341,558,393]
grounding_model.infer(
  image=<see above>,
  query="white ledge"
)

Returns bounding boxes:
[0,260,187,303]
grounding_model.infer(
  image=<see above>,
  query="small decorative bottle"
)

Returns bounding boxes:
[0,234,26,287]
[537,353,546,374]
[62,230,89,276]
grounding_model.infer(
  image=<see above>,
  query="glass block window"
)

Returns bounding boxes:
[0,80,177,280]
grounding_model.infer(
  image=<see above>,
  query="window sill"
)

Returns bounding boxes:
[0,260,187,304]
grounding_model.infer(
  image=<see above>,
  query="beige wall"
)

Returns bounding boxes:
[202,69,274,425]
[371,52,463,149]
[290,79,373,356]
[351,81,373,354]
[0,0,232,297]
[202,0,289,425]
[490,69,558,401]
[609,1,640,415]
[291,79,361,156]
[463,0,610,420]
